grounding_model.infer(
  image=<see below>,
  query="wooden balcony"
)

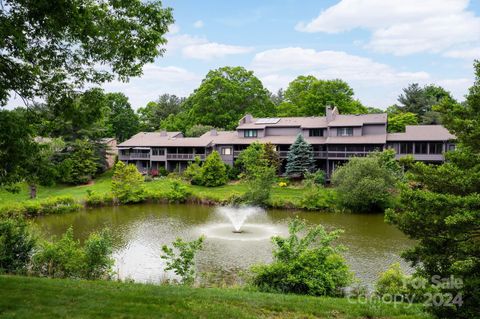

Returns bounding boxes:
[118,153,150,160]
[166,153,206,160]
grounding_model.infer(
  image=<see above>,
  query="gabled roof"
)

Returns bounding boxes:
[328,113,387,127]
[387,125,455,142]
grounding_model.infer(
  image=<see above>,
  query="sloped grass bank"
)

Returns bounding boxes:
[0,276,431,319]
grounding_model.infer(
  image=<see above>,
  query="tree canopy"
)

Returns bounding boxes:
[1,0,174,106]
[138,94,185,131]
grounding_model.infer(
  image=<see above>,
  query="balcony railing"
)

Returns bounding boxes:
[166,153,206,160]
[119,153,150,160]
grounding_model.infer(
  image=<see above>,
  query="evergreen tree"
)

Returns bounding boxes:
[200,151,228,187]
[286,134,315,178]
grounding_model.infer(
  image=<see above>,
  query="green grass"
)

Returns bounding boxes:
[0,275,431,319]
[0,172,309,209]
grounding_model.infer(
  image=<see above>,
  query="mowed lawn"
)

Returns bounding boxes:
[0,276,431,319]
[0,172,308,208]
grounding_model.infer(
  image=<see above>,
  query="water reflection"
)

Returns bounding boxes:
[34,204,413,285]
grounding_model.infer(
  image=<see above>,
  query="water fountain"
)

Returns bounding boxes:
[199,206,284,241]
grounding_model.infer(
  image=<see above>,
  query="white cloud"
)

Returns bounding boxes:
[444,47,480,59]
[193,20,204,28]
[103,64,201,108]
[296,0,480,55]
[164,33,253,60]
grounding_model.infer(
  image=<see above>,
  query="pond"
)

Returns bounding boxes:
[34,204,413,286]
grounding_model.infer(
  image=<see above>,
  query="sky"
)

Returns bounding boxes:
[10,0,480,110]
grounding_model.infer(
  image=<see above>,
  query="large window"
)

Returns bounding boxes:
[429,143,443,154]
[309,128,323,137]
[337,127,353,137]
[400,143,413,154]
[244,130,258,138]
[221,147,232,155]
[152,148,165,156]
[415,142,428,154]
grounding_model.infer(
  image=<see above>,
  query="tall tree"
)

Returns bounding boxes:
[386,61,480,318]
[286,134,315,178]
[183,66,275,130]
[137,94,185,131]
[105,93,139,142]
[0,0,173,107]
[387,112,419,133]
[279,76,367,116]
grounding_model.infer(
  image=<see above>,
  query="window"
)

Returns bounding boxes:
[337,127,353,137]
[221,147,232,155]
[448,144,456,152]
[400,143,413,154]
[415,142,428,154]
[429,143,443,154]
[309,129,323,137]
[244,130,258,138]
[152,148,165,156]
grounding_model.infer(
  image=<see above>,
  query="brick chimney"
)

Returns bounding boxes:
[239,114,254,125]
[326,105,338,122]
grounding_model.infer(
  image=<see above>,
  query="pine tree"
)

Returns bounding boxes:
[286,134,315,178]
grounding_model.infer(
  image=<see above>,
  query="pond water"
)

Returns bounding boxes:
[34,204,413,286]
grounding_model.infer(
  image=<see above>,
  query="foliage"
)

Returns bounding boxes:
[300,179,336,211]
[387,112,418,133]
[32,227,113,279]
[0,217,37,274]
[286,134,315,178]
[243,165,276,206]
[237,142,266,175]
[0,196,80,218]
[105,93,139,142]
[161,236,204,285]
[331,151,399,212]
[250,218,352,296]
[304,169,326,185]
[0,0,173,107]
[386,61,480,318]
[138,94,185,131]
[263,142,282,173]
[180,66,275,130]
[166,181,192,203]
[183,157,203,185]
[279,76,367,116]
[185,124,215,137]
[111,162,145,204]
[85,191,114,207]
[199,151,228,187]
[58,139,99,185]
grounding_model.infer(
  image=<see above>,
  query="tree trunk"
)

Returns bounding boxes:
[29,184,37,199]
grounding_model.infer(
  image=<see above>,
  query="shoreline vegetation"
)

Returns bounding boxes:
[0,171,340,218]
[0,275,432,319]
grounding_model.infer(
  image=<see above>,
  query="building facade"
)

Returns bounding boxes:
[118,106,455,176]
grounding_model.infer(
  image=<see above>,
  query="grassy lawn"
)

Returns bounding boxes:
[0,275,431,319]
[0,172,308,208]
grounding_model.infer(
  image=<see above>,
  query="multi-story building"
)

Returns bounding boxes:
[118,106,455,176]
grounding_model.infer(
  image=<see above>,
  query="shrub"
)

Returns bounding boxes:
[158,166,168,177]
[199,151,228,187]
[111,161,145,204]
[183,157,203,185]
[300,180,336,211]
[85,191,114,207]
[149,169,159,177]
[331,151,399,212]
[250,218,352,296]
[0,217,37,274]
[32,227,113,279]
[161,236,204,285]
[243,165,276,206]
[278,181,287,187]
[0,196,80,218]
[166,180,192,203]
[58,139,99,185]
[304,169,326,185]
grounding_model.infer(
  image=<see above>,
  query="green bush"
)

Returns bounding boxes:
[300,180,336,210]
[243,165,276,206]
[199,151,228,187]
[304,169,326,185]
[331,151,399,212]
[0,196,81,218]
[85,191,114,207]
[32,227,113,279]
[166,180,192,203]
[183,157,203,185]
[161,236,204,285]
[250,218,352,296]
[158,166,168,177]
[0,217,37,274]
[111,161,145,204]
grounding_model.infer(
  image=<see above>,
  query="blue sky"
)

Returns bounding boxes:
[105,0,480,109]
[23,0,480,110]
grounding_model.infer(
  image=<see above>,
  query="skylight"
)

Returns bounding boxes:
[255,118,280,124]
